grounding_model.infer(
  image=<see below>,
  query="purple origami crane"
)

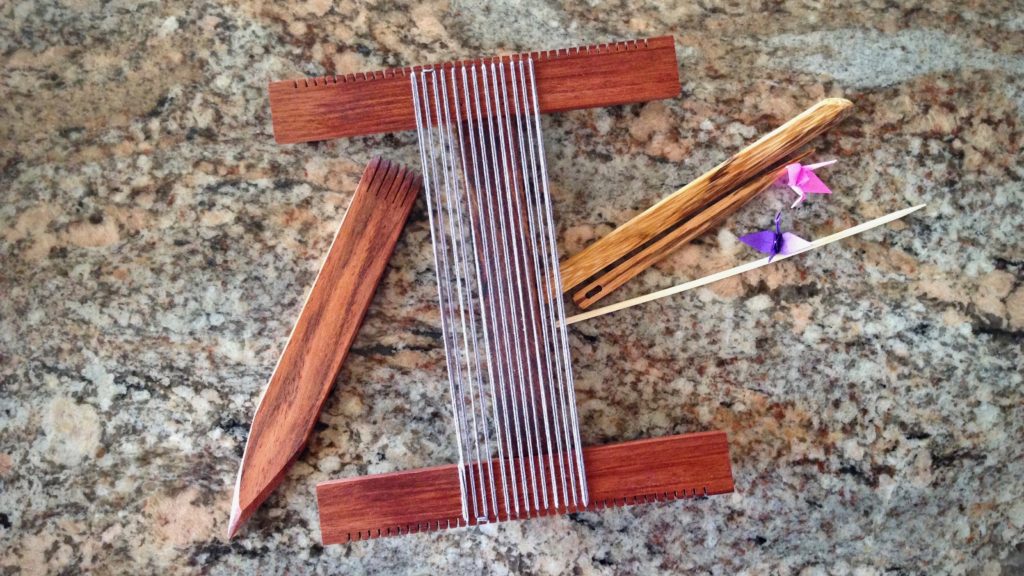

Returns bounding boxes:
[779,160,837,208]
[739,211,812,262]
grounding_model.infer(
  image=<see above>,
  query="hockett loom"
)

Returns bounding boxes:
[263,36,734,544]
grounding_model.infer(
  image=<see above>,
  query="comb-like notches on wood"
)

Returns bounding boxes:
[316,431,733,544]
[269,36,680,144]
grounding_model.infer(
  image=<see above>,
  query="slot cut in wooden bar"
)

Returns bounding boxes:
[229,158,421,538]
[268,36,680,144]
[317,431,733,544]
[560,98,853,309]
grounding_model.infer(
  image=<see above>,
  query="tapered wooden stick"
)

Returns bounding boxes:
[560,98,854,308]
[228,158,421,538]
[564,205,926,325]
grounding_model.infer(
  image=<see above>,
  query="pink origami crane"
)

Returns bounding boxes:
[779,160,837,208]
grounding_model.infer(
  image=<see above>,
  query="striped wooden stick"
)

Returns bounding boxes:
[560,98,854,308]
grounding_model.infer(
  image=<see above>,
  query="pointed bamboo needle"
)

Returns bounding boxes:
[228,159,421,538]
[563,204,926,326]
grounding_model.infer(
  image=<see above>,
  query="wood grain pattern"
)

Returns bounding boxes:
[228,158,422,538]
[571,150,812,308]
[268,36,679,144]
[317,431,733,544]
[560,98,853,308]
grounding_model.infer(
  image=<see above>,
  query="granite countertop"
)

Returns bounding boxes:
[2,1,1022,574]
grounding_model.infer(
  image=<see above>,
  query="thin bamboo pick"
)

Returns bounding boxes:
[563,204,926,326]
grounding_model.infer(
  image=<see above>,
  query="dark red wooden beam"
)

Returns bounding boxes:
[317,430,733,544]
[268,36,680,144]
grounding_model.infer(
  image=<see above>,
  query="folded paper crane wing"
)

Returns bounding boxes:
[739,212,811,261]
[781,160,837,207]
[739,231,812,259]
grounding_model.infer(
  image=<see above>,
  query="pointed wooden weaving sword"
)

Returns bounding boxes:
[249,35,736,543]
[229,159,420,538]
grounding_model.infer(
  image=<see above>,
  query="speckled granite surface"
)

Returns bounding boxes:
[2,1,1023,574]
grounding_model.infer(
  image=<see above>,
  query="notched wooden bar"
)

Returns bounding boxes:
[268,36,680,143]
[317,430,734,544]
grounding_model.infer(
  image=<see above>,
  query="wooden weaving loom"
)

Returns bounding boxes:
[265,36,734,544]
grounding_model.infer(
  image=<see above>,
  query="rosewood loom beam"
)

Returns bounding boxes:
[318,431,733,543]
[268,36,680,143]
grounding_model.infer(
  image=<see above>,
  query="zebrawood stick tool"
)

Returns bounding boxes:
[228,158,421,538]
[560,98,853,308]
